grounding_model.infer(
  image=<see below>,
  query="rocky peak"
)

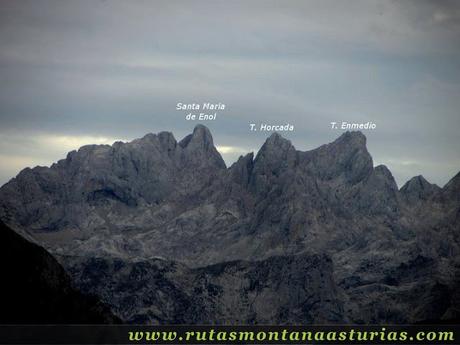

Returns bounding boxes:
[373,165,398,192]
[178,125,226,169]
[400,175,441,202]
[179,124,213,149]
[335,131,367,147]
[263,132,294,150]
[351,164,401,219]
[248,133,297,195]
[254,132,297,167]
[327,131,370,162]
[259,133,294,153]
[444,171,460,192]
[157,131,177,154]
[229,152,254,186]
[443,172,460,201]
[306,131,373,184]
[134,131,177,151]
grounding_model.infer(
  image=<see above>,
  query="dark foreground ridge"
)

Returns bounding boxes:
[0,220,119,323]
[0,125,459,324]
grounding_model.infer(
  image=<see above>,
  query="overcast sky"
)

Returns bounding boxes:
[0,0,459,187]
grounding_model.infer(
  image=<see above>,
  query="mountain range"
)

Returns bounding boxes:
[0,125,459,324]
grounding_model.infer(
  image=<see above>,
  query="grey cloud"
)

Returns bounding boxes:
[0,0,459,187]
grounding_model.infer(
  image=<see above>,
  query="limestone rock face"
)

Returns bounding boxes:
[0,125,459,324]
[63,253,343,324]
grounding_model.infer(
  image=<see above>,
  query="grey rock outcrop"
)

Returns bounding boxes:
[62,253,343,324]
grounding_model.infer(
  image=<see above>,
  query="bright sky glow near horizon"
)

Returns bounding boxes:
[0,0,460,187]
